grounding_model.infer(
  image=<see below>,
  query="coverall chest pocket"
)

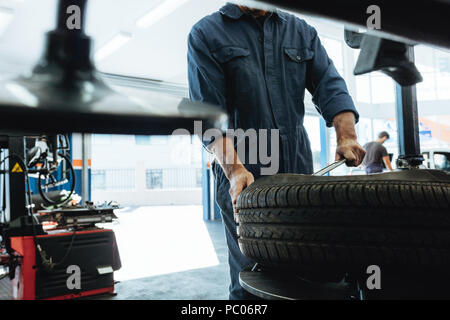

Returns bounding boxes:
[213,46,250,66]
[283,47,314,96]
[212,46,251,91]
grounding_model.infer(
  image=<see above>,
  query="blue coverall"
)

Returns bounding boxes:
[187,3,359,299]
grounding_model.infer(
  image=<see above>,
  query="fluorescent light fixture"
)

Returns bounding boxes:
[0,8,14,37]
[6,83,38,107]
[136,0,189,29]
[95,32,131,62]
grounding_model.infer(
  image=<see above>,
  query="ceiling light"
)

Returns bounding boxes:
[6,83,38,107]
[0,8,14,37]
[136,0,189,29]
[95,32,131,62]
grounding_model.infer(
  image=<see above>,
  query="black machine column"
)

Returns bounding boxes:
[5,137,28,222]
[395,46,424,168]
[343,30,424,169]
[37,0,93,78]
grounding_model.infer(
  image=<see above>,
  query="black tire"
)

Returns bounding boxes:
[236,169,450,276]
[38,153,75,207]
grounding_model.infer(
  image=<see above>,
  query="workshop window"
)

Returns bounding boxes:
[162,168,200,189]
[108,169,136,191]
[303,115,321,172]
[146,169,163,189]
[195,168,202,188]
[92,134,112,145]
[370,73,396,104]
[92,169,136,191]
[321,36,344,74]
[415,46,450,101]
[135,135,151,145]
[145,168,201,190]
[355,73,372,103]
[135,135,169,145]
[91,170,106,190]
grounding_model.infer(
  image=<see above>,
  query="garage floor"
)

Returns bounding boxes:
[0,205,231,300]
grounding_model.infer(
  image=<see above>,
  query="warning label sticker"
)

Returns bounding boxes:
[11,162,23,173]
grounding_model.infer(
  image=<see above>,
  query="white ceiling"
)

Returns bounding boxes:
[0,0,227,84]
[0,0,443,88]
[1,0,448,123]
[0,0,381,86]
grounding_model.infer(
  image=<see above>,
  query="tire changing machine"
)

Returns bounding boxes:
[0,135,122,300]
[239,7,435,300]
[0,0,227,300]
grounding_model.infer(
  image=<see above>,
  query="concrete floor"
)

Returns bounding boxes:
[0,273,11,300]
[0,205,231,300]
[102,206,230,300]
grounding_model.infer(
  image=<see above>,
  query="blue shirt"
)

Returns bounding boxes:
[187,3,358,187]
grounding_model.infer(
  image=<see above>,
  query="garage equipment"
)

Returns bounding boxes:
[37,205,118,229]
[26,135,75,207]
[313,159,346,176]
[248,0,450,49]
[237,0,450,300]
[1,200,121,299]
[0,0,227,300]
[238,169,450,300]
[0,0,227,136]
[0,134,122,300]
[343,29,424,169]
[6,226,121,300]
[239,267,354,300]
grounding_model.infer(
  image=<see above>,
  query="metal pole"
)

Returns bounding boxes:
[319,118,328,169]
[395,46,424,168]
[39,0,93,75]
[81,133,90,203]
[201,148,210,221]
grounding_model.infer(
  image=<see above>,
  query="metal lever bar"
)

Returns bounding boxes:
[313,159,346,176]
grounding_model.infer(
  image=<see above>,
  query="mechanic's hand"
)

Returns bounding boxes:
[336,138,366,167]
[332,112,366,167]
[228,165,255,222]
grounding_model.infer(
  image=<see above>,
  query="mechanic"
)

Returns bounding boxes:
[363,131,393,174]
[187,3,366,299]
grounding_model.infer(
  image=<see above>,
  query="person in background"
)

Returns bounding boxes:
[363,131,393,174]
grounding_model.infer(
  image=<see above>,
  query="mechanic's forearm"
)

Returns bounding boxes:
[333,111,357,143]
[208,136,246,180]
